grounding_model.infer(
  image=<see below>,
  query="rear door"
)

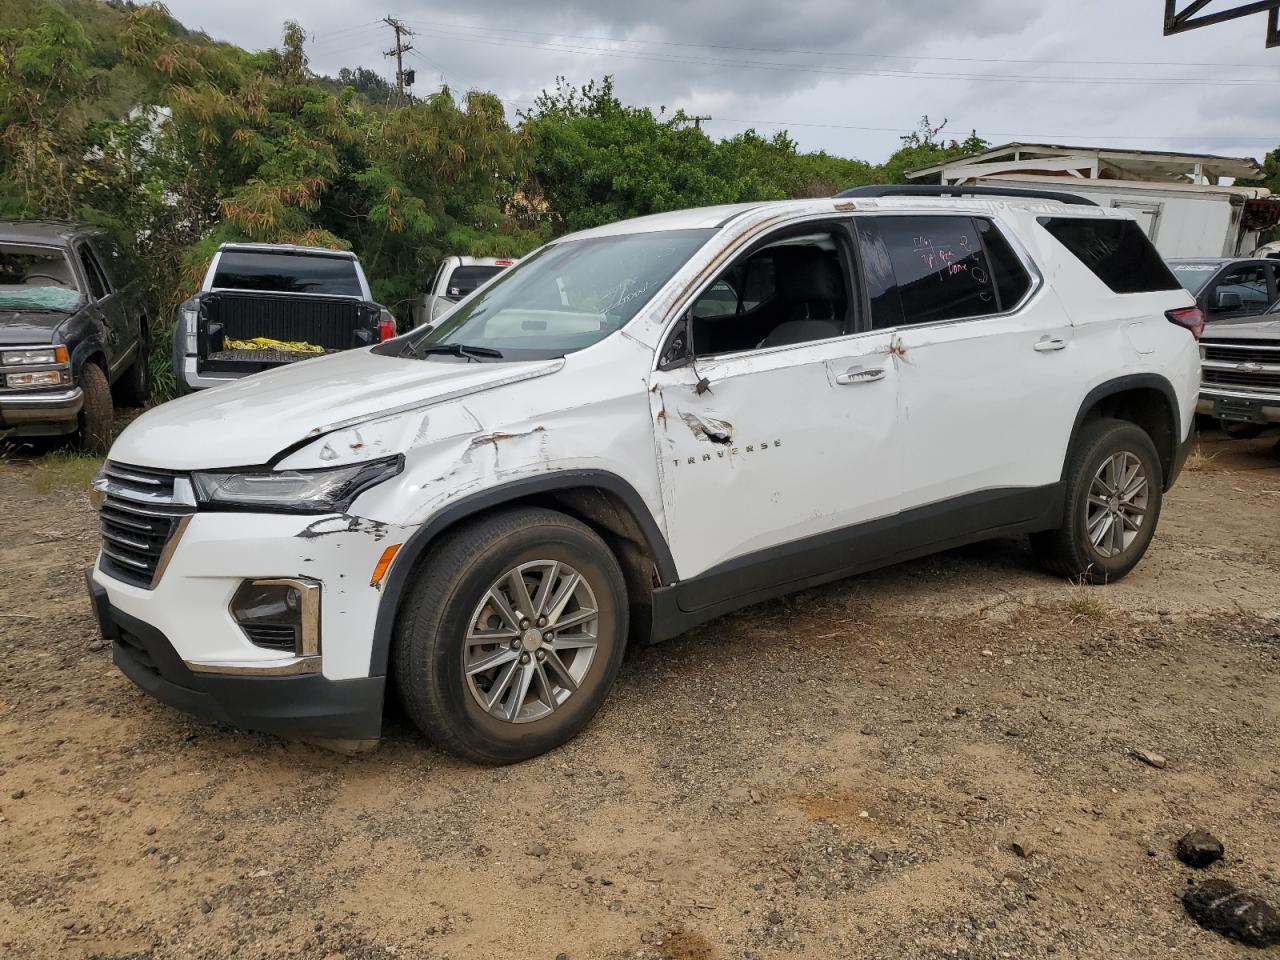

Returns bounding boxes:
[854,214,1080,513]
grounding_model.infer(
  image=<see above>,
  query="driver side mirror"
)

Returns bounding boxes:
[1215,290,1243,311]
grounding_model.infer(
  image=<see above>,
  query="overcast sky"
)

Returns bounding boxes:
[163,0,1280,165]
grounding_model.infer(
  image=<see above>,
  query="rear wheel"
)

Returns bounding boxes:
[1031,418,1163,583]
[393,507,628,764]
[75,362,114,454]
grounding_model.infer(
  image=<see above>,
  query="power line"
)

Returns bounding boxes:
[408,24,1280,87]
[402,16,1280,72]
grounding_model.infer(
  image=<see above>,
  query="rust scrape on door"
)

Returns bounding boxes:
[680,413,733,444]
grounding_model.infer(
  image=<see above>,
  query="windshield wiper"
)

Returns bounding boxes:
[415,342,504,361]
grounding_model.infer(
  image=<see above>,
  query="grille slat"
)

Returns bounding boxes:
[97,462,194,589]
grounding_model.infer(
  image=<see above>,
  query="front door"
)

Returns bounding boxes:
[77,242,132,377]
[647,221,902,601]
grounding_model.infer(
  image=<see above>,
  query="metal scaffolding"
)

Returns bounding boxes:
[1163,0,1280,47]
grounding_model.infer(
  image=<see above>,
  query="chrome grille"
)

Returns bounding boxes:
[1201,339,1280,397]
[96,462,195,589]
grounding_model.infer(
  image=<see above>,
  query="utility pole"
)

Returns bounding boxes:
[383,16,415,103]
[689,115,711,131]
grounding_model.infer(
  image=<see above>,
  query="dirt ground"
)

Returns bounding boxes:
[1,431,1278,960]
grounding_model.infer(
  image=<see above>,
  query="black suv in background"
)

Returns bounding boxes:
[0,221,149,451]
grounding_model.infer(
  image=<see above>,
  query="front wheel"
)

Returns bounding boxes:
[393,507,629,764]
[1031,418,1164,583]
[75,362,114,455]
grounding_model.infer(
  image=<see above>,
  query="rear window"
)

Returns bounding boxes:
[1039,218,1180,294]
[1170,263,1218,294]
[212,251,362,296]
[445,265,505,299]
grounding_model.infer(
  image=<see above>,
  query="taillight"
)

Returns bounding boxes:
[1166,306,1205,340]
[378,317,396,342]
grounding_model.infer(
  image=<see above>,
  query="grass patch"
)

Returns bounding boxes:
[1063,580,1107,624]
[28,451,103,495]
[1183,445,1220,473]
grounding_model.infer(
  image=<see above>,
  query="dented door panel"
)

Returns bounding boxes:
[648,335,902,580]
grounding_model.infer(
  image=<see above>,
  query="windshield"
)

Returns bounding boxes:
[1170,263,1218,294]
[212,251,363,296]
[395,229,713,361]
[0,244,82,311]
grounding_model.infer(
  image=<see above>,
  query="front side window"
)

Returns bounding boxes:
[78,245,109,300]
[856,216,1027,329]
[1207,264,1270,317]
[686,229,853,356]
[392,229,712,361]
[1039,217,1180,294]
[212,251,363,296]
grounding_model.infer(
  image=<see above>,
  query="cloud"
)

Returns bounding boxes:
[165,0,1280,165]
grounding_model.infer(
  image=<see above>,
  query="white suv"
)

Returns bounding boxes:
[88,187,1202,763]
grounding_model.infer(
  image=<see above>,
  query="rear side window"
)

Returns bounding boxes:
[212,251,363,296]
[445,265,504,299]
[855,216,1033,329]
[1039,217,1180,294]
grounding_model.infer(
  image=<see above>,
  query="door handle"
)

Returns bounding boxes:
[835,366,886,385]
[1034,337,1068,353]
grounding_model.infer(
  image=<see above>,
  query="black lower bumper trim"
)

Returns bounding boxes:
[1167,429,1195,490]
[88,572,384,741]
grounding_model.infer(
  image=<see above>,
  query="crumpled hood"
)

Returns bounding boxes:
[110,347,561,470]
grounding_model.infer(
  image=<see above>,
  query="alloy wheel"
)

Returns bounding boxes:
[1086,451,1149,559]
[463,560,600,723]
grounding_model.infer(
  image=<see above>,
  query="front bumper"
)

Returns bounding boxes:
[0,386,83,435]
[89,572,385,741]
[1197,387,1280,426]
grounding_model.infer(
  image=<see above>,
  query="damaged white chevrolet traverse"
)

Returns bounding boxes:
[89,186,1202,763]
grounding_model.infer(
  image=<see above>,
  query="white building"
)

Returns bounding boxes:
[907,143,1280,259]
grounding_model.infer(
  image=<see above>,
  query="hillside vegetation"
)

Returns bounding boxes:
[0,0,986,395]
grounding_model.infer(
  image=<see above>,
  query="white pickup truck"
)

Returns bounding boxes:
[92,186,1199,763]
[413,255,518,328]
[171,243,395,393]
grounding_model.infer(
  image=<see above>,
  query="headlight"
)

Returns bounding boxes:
[191,455,403,513]
[7,370,70,388]
[2,346,68,366]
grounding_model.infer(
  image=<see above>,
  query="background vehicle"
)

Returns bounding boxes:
[90,188,1200,764]
[1169,257,1278,323]
[171,244,395,394]
[1197,307,1280,437]
[413,255,517,327]
[0,221,148,451]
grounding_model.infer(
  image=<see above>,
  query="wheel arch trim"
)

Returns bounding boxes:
[367,470,675,677]
[1064,373,1182,489]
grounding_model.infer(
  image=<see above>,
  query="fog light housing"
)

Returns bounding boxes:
[229,578,321,656]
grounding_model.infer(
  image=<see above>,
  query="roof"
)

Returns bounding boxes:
[218,242,356,258]
[0,220,100,245]
[906,142,1263,184]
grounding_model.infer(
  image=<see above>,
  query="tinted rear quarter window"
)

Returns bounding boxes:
[446,265,504,298]
[1039,217,1180,294]
[213,251,363,296]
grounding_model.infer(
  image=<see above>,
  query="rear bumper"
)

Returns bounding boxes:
[88,571,385,742]
[179,356,243,392]
[0,387,83,434]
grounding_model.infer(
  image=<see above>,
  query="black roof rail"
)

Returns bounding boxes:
[835,184,1098,207]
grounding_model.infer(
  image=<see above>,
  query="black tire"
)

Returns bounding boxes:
[75,362,114,455]
[393,506,629,764]
[112,326,150,407]
[1031,418,1164,584]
